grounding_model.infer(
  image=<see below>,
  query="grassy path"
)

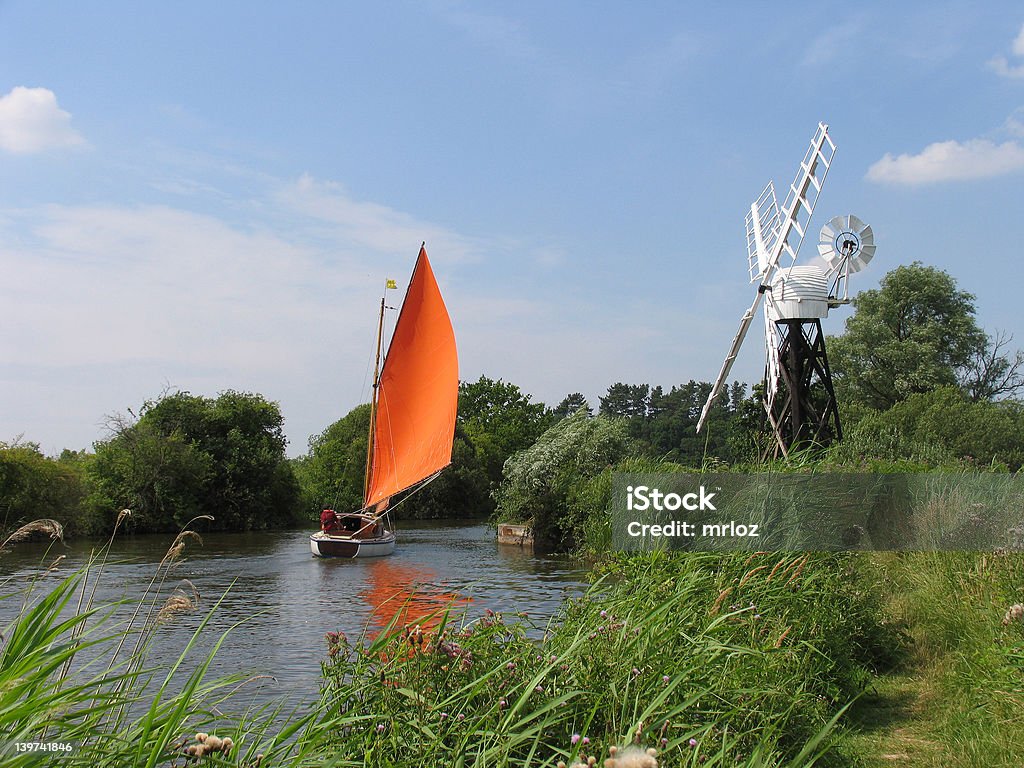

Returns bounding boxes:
[845,673,940,767]
[839,553,1024,768]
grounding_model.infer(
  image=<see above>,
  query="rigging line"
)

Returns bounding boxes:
[379,469,446,519]
[372,386,401,502]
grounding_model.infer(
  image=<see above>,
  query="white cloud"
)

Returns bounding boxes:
[278,174,483,263]
[1006,109,1024,138]
[866,138,1024,184]
[988,22,1024,79]
[0,86,86,154]
[0,179,582,454]
[802,20,864,67]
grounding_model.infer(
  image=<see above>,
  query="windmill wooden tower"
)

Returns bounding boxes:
[696,124,876,457]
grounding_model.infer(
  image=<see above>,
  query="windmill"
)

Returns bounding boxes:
[695,123,876,457]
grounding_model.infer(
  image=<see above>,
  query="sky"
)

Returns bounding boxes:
[2,1,1024,457]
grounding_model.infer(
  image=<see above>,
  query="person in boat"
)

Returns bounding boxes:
[320,508,338,533]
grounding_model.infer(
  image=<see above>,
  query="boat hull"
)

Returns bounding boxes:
[310,530,396,558]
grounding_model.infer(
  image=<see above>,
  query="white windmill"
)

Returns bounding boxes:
[695,123,876,457]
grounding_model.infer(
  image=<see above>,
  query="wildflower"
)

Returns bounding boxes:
[376,724,385,733]
[689,738,698,747]
[662,675,670,684]
[457,713,465,721]
[1003,604,1024,625]
[571,734,581,745]
[631,667,641,677]
[605,746,658,768]
[499,699,508,709]
[439,712,448,720]
[506,661,516,670]
[600,610,608,618]
[535,685,544,693]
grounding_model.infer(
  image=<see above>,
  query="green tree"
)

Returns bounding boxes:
[296,404,372,516]
[0,440,91,537]
[494,413,634,551]
[89,391,301,532]
[599,383,650,419]
[829,262,1000,409]
[840,387,1024,470]
[458,376,553,484]
[552,392,592,419]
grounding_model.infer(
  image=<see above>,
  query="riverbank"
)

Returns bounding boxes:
[4,524,1024,766]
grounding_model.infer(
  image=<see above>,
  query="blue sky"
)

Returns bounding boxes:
[2,2,1024,456]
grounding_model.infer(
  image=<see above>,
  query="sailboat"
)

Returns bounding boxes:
[310,244,458,558]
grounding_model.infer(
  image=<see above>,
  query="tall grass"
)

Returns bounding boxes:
[311,550,896,767]
[854,551,1024,767]
[2,519,900,768]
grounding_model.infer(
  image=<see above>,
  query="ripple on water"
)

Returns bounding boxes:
[0,521,587,707]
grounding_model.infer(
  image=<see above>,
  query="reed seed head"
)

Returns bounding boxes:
[1,519,64,552]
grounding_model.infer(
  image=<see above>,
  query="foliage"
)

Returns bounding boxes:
[493,413,634,551]
[459,376,554,485]
[88,390,301,533]
[597,381,753,465]
[552,392,592,419]
[295,403,372,516]
[0,441,93,537]
[827,262,1020,410]
[829,387,1024,471]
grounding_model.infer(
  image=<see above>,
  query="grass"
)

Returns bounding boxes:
[5,512,1024,767]
[840,552,1024,767]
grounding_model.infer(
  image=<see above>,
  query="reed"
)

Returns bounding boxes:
[0,519,902,768]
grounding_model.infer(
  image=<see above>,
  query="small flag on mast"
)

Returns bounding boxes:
[386,279,397,290]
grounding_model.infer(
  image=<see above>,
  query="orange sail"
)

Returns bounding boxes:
[364,246,458,508]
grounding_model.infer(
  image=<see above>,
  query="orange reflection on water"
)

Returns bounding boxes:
[358,558,472,637]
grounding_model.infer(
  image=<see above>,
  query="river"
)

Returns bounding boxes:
[0,521,588,710]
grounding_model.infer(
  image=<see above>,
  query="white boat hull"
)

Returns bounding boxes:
[309,529,396,558]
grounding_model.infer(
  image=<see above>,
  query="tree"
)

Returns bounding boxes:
[599,383,650,419]
[960,330,1024,402]
[552,393,592,419]
[89,391,301,532]
[294,404,371,516]
[839,387,1024,470]
[494,413,634,551]
[458,376,553,484]
[1,440,91,537]
[828,262,994,410]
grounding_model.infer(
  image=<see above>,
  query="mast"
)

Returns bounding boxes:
[363,245,458,508]
[363,294,387,504]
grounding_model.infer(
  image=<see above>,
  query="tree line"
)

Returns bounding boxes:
[3,262,1023,541]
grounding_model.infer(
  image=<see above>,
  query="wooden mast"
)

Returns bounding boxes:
[363,294,387,506]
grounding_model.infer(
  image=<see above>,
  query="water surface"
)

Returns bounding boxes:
[0,521,587,708]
